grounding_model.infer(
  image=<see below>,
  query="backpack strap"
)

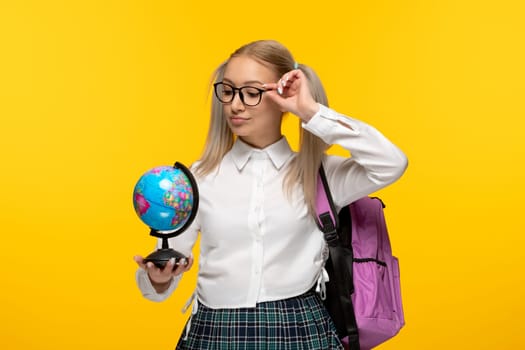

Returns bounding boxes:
[315,165,339,242]
[316,164,360,350]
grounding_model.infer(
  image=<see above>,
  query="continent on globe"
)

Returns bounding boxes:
[132,166,195,232]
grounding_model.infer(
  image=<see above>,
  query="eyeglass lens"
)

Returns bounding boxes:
[215,83,263,106]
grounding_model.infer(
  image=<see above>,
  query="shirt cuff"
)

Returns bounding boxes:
[136,268,181,302]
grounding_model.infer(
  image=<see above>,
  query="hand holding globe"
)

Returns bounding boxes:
[133,254,194,292]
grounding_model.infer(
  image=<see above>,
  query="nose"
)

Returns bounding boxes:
[230,90,245,111]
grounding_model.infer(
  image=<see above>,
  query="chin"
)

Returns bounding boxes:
[228,125,250,136]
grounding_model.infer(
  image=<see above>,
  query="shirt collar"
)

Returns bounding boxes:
[230,137,293,171]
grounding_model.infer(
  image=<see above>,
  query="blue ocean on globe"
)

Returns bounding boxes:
[132,166,195,232]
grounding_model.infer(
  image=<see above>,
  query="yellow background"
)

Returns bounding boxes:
[1,0,524,349]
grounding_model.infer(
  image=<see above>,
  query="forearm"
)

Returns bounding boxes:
[303,104,408,207]
[303,104,407,183]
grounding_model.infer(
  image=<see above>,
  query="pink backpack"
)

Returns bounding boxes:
[315,165,405,350]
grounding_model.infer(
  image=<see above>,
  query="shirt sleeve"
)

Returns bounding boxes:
[135,269,182,302]
[302,104,408,211]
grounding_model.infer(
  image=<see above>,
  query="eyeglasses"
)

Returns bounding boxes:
[213,82,266,107]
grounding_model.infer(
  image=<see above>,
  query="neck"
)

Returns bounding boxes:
[239,135,282,149]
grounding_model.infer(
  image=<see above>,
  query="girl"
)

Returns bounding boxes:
[134,40,407,349]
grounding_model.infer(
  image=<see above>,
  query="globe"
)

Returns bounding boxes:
[133,165,196,233]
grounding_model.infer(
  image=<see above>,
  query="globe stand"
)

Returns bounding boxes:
[143,230,188,269]
[141,161,199,270]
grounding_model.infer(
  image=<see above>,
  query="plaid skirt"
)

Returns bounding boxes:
[175,291,343,350]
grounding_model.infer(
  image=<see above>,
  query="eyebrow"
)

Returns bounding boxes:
[222,78,264,86]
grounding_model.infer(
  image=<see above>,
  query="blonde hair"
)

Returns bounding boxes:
[194,40,329,215]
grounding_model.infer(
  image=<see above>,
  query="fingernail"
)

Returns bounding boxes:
[169,257,175,265]
[277,87,283,95]
[281,74,288,86]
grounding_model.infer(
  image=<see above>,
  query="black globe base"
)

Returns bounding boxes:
[143,248,188,269]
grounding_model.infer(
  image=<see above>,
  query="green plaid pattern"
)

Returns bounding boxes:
[176,292,343,350]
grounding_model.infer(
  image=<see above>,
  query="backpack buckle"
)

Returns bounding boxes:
[319,212,339,246]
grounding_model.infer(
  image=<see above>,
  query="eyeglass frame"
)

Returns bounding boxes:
[213,82,267,107]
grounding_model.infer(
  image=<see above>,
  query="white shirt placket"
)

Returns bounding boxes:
[246,153,266,304]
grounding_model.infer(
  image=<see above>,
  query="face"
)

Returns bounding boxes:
[220,55,283,149]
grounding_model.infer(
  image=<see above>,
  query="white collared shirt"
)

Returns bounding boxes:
[136,104,407,308]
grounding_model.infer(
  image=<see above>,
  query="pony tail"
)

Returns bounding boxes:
[297,63,329,107]
[284,63,330,216]
[194,62,234,178]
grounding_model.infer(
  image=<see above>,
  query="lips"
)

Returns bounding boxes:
[230,116,249,125]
